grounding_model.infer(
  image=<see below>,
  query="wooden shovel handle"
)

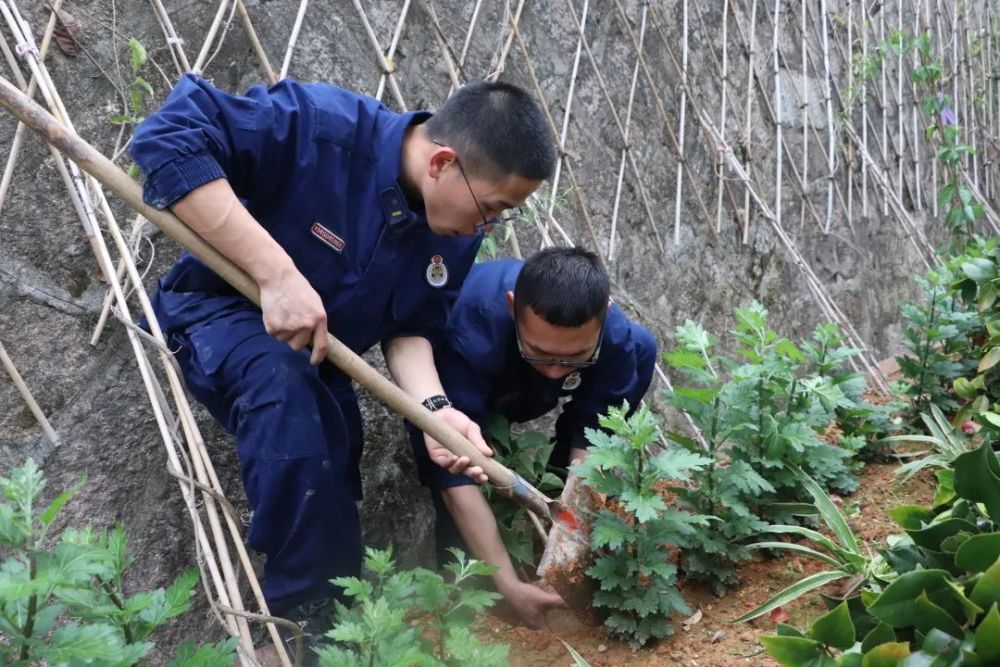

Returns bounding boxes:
[0,75,522,489]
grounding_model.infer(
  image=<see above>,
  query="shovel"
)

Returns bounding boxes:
[0,76,600,622]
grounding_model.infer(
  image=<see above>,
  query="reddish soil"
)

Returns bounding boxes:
[477,461,936,667]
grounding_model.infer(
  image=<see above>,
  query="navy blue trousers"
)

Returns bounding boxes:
[173,309,363,614]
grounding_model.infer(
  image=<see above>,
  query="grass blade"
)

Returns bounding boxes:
[730,570,850,624]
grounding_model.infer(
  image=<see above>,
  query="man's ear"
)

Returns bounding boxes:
[506,291,515,319]
[428,144,456,179]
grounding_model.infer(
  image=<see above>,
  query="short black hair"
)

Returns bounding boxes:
[425,80,557,181]
[514,247,610,327]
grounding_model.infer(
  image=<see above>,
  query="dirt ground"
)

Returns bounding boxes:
[477,461,936,667]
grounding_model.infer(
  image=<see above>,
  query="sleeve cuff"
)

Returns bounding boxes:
[142,152,227,209]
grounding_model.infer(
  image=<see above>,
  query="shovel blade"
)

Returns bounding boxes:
[536,473,603,626]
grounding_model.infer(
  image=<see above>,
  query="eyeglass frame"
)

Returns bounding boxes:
[513,305,607,369]
[431,139,523,230]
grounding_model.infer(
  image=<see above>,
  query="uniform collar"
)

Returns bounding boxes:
[375,109,432,232]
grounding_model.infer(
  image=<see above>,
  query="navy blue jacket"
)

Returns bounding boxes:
[131,75,481,354]
[435,259,657,454]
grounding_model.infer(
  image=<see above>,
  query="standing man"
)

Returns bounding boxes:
[407,247,657,629]
[130,74,556,629]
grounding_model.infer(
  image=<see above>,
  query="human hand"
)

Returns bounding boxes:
[497,580,568,631]
[259,265,329,365]
[424,407,493,483]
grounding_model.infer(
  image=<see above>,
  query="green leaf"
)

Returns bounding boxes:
[907,518,979,551]
[971,556,1000,609]
[975,603,1000,662]
[43,623,128,663]
[731,570,850,623]
[809,601,855,650]
[747,542,843,568]
[560,640,592,666]
[794,468,858,554]
[887,505,939,531]
[758,636,831,666]
[860,642,910,666]
[911,590,963,639]
[953,443,1000,523]
[980,347,1000,373]
[165,638,239,667]
[39,477,86,527]
[860,623,896,653]
[955,532,1000,572]
[128,37,147,74]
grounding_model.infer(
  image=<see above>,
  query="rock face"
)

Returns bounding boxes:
[0,0,969,655]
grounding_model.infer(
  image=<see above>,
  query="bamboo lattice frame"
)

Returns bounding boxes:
[2,0,1000,662]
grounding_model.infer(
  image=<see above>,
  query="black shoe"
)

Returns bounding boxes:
[270,598,336,667]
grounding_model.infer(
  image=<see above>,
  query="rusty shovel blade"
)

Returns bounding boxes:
[536,472,602,626]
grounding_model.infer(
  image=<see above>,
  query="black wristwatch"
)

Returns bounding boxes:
[421,394,453,412]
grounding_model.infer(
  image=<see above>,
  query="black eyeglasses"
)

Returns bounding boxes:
[431,140,523,231]
[514,315,606,369]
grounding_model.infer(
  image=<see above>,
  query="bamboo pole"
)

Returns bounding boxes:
[609,4,647,262]
[715,0,731,236]
[742,0,759,243]
[0,0,61,214]
[548,0,589,218]
[0,338,60,446]
[457,0,484,73]
[799,0,809,233]
[895,0,905,200]
[0,6,273,660]
[911,1,924,210]
[847,0,854,223]
[672,0,690,246]
[820,0,835,233]
[771,0,783,236]
[879,5,889,216]
[192,0,231,75]
[149,0,191,73]
[376,0,412,101]
[351,0,406,109]
[279,0,308,80]
[236,0,277,85]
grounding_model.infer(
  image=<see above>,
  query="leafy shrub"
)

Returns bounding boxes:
[482,415,564,569]
[574,403,710,648]
[0,460,236,666]
[759,441,1000,665]
[895,267,980,422]
[316,546,508,667]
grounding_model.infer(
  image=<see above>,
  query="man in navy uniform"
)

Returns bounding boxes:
[130,74,556,631]
[408,247,657,629]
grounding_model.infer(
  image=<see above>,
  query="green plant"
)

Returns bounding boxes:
[732,469,889,624]
[0,459,236,666]
[316,546,508,667]
[758,442,1000,665]
[574,403,710,649]
[482,415,564,569]
[882,405,975,483]
[895,268,980,422]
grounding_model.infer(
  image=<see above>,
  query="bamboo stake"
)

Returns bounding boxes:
[192,0,231,75]
[911,1,924,210]
[609,4,648,262]
[376,0,412,100]
[0,338,60,446]
[485,0,526,80]
[457,0,484,72]
[564,0,668,251]
[895,0,905,200]
[820,0,835,233]
[149,0,191,73]
[672,0,690,246]
[741,0,759,243]
[879,4,889,215]
[715,0,731,236]
[509,20,603,259]
[964,6,980,190]
[0,7,269,659]
[548,0,589,218]
[279,0,308,80]
[0,0,60,214]
[799,0,808,233]
[771,0,783,236]
[236,0,277,85]
[861,5,870,217]
[847,0,855,223]
[351,0,406,110]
